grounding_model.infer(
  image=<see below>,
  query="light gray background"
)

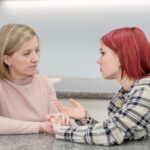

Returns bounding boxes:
[0,0,150,78]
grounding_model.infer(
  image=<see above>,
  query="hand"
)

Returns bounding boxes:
[55,99,86,120]
[39,121,54,134]
[51,114,71,133]
[47,113,71,126]
[51,117,62,133]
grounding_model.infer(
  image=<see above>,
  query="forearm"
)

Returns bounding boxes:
[0,116,40,135]
[54,122,122,145]
[75,111,99,126]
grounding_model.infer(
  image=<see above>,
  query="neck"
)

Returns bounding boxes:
[10,75,34,85]
[118,76,135,91]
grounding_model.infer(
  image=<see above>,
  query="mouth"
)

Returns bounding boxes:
[99,68,102,72]
[29,66,37,69]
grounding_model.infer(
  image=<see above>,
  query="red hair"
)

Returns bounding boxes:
[101,27,150,79]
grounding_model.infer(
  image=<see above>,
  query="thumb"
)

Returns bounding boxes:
[51,118,55,126]
[69,98,81,107]
[46,114,55,121]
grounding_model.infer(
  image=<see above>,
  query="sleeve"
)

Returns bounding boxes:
[75,111,99,126]
[0,116,40,135]
[47,79,59,113]
[54,87,150,145]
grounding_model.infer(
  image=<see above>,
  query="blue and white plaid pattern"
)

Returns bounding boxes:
[55,77,150,145]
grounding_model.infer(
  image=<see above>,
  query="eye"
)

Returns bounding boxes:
[23,52,31,56]
[100,51,105,56]
[35,48,40,54]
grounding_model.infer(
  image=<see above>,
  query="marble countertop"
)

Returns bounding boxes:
[0,134,149,150]
[51,78,120,99]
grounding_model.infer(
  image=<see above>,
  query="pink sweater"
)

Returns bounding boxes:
[0,74,58,134]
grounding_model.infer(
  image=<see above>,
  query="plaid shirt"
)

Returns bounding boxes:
[55,77,150,145]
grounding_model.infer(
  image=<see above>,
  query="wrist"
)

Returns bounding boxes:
[80,110,88,120]
[39,122,45,133]
[75,111,88,125]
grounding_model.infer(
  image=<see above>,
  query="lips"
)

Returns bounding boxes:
[29,65,37,69]
[99,68,102,72]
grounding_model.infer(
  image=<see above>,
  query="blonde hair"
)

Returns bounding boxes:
[0,24,39,80]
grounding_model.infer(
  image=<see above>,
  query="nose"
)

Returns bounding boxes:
[32,51,39,63]
[96,57,101,65]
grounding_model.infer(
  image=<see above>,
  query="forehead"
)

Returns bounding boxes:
[100,42,112,52]
[17,36,39,52]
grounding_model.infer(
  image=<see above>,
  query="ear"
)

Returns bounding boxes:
[3,55,12,66]
[118,61,121,67]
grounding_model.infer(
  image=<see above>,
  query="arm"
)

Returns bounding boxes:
[0,116,40,134]
[0,76,55,135]
[55,99,98,125]
[0,116,55,135]
[75,111,99,126]
[53,87,150,145]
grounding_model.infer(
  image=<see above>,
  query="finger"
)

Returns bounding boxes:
[51,119,55,127]
[51,119,59,132]
[58,117,62,125]
[54,114,60,123]
[46,115,51,120]
[65,116,71,126]
[55,103,66,112]
[57,102,66,109]
[57,113,68,126]
[47,121,53,127]
[46,113,58,120]
[46,114,54,121]
[47,114,56,118]
[61,116,65,126]
[61,113,70,126]
[69,98,82,108]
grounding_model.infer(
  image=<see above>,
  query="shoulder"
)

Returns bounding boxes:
[129,76,150,97]
[0,79,2,90]
[33,74,53,87]
[34,74,49,81]
[0,79,7,90]
[121,77,150,110]
[133,76,150,89]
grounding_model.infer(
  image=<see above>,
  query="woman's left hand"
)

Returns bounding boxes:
[51,117,62,132]
[47,113,71,126]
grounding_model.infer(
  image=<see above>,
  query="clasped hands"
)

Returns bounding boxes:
[39,112,71,134]
[39,99,86,134]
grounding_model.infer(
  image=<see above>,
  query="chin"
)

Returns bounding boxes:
[103,77,110,79]
[102,75,114,80]
[27,72,36,76]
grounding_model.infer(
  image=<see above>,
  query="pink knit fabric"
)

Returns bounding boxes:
[0,74,58,134]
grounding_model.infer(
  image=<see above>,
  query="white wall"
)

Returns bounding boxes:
[0,0,150,78]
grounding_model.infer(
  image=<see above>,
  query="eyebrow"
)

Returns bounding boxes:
[22,47,39,52]
[99,48,103,51]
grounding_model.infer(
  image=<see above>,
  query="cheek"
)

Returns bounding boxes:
[11,59,27,69]
[101,58,118,71]
[100,57,108,66]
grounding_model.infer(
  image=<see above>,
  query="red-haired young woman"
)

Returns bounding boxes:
[51,27,150,145]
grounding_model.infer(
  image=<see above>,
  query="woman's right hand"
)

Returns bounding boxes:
[55,98,86,120]
[39,121,54,134]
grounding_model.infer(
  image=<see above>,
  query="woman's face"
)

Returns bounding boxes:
[4,36,39,80]
[97,42,121,80]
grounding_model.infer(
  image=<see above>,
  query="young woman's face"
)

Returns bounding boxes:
[97,42,121,80]
[4,36,39,80]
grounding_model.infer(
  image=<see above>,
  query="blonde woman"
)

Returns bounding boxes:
[0,24,69,134]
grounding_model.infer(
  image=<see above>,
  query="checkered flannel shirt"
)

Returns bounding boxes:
[55,77,150,145]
